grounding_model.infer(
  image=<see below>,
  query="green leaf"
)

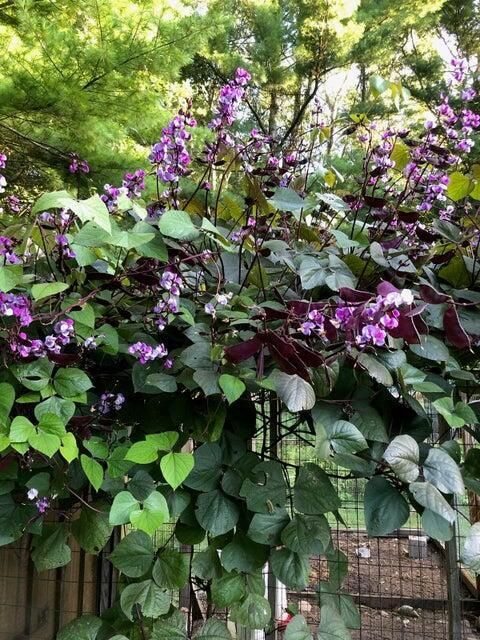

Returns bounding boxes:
[152,549,189,589]
[31,281,69,301]
[356,352,393,386]
[9,416,35,442]
[68,304,95,328]
[129,470,156,501]
[318,605,351,640]
[410,336,450,362]
[285,615,314,640]
[31,525,71,572]
[298,256,327,289]
[193,369,220,396]
[130,491,169,535]
[38,413,66,437]
[269,187,308,213]
[161,452,194,489]
[56,615,102,640]
[211,572,246,608]
[29,431,60,457]
[221,534,269,573]
[120,579,171,620]
[350,407,389,443]
[294,463,341,515]
[81,455,104,491]
[109,531,154,578]
[159,210,199,241]
[59,432,79,462]
[184,443,223,491]
[324,420,368,455]
[364,477,409,536]
[240,460,286,513]
[446,171,472,201]
[248,509,290,546]
[146,373,178,393]
[369,74,389,97]
[152,611,188,640]
[0,264,23,292]
[461,523,480,573]
[109,491,139,525]
[231,593,271,630]
[281,514,330,555]
[54,368,92,398]
[270,548,309,589]
[11,359,53,391]
[219,374,246,404]
[272,372,316,411]
[0,383,14,426]
[423,447,464,495]
[35,396,75,425]
[146,431,179,451]
[32,191,111,233]
[72,507,112,554]
[195,619,232,640]
[409,481,455,523]
[422,509,453,542]
[125,441,159,464]
[383,435,419,483]
[195,489,239,536]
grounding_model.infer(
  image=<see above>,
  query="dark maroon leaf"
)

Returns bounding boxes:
[287,301,325,316]
[419,284,450,304]
[398,211,419,224]
[376,281,398,297]
[413,314,429,335]
[389,315,421,343]
[293,341,324,368]
[323,318,338,341]
[443,306,471,349]
[47,352,81,366]
[339,288,372,303]
[364,195,387,208]
[264,331,310,380]
[224,336,262,363]
[416,227,439,242]
[431,250,455,265]
[405,303,428,317]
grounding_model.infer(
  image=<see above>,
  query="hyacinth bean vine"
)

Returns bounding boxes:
[0,62,480,639]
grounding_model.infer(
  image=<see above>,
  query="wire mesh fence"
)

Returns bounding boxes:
[0,394,479,639]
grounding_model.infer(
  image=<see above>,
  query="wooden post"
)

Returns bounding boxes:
[438,415,462,640]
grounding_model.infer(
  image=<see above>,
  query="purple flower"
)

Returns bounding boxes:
[96,392,125,415]
[55,234,76,259]
[450,57,468,83]
[0,236,21,264]
[159,269,182,296]
[357,324,387,347]
[128,341,168,365]
[101,184,122,212]
[461,87,477,102]
[0,292,32,326]
[0,153,6,170]
[68,153,90,174]
[123,169,146,199]
[149,101,196,203]
[36,497,50,514]
[5,195,21,213]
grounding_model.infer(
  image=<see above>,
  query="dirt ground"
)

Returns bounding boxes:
[287,530,480,640]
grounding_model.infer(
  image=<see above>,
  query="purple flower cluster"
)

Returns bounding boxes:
[0,292,32,326]
[27,488,50,514]
[128,341,168,365]
[204,68,251,162]
[231,216,256,243]
[204,292,232,318]
[450,58,468,84]
[149,102,196,202]
[95,392,125,415]
[296,287,415,350]
[154,269,183,330]
[209,68,251,131]
[0,236,21,264]
[5,195,21,213]
[0,152,7,194]
[55,234,76,259]
[68,153,90,175]
[12,318,75,358]
[123,169,146,199]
